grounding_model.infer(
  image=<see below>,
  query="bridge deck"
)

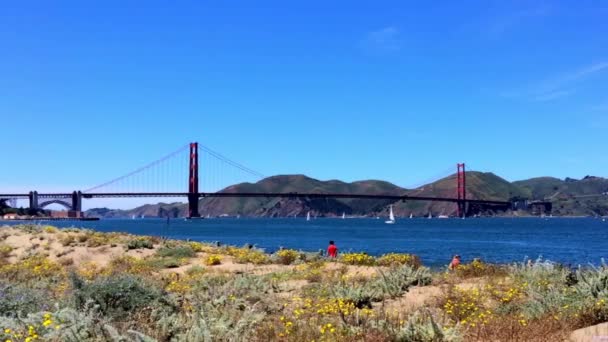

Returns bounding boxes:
[2,192,511,206]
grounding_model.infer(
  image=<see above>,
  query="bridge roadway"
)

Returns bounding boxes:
[0,192,511,206]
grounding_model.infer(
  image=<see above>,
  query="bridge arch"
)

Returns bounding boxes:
[38,199,73,210]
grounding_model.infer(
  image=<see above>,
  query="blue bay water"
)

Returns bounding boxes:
[2,217,607,267]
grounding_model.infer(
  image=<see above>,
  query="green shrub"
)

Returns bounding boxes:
[331,283,380,309]
[70,273,174,321]
[576,264,608,299]
[393,310,462,342]
[147,257,185,269]
[126,238,154,250]
[375,265,432,298]
[0,306,157,342]
[155,245,196,259]
[0,282,52,315]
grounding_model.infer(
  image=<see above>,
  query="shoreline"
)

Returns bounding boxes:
[2,214,602,222]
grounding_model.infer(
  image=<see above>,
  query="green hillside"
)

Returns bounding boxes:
[514,176,608,216]
[197,175,405,217]
[390,172,529,217]
[84,173,608,218]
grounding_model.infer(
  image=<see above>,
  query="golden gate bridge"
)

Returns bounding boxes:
[1,142,516,218]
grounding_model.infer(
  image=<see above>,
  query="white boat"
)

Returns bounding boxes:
[427,212,432,219]
[385,205,395,224]
[306,212,310,221]
[409,213,413,219]
[438,213,449,219]
[140,215,145,219]
[206,214,211,219]
[131,215,136,220]
[342,212,346,219]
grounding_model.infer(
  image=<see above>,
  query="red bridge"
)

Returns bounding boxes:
[1,142,513,218]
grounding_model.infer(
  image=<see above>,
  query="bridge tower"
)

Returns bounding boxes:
[29,191,39,211]
[188,142,201,218]
[457,163,466,217]
[72,191,82,213]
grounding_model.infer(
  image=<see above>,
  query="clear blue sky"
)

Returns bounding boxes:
[1,1,607,204]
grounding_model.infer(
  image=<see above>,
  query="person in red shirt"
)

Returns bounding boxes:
[327,240,338,258]
[448,255,461,270]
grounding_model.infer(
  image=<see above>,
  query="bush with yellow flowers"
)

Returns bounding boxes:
[455,259,507,278]
[377,253,422,268]
[42,225,58,234]
[205,254,222,266]
[77,261,101,281]
[275,249,300,265]
[105,255,156,276]
[441,286,494,329]
[0,244,13,259]
[339,252,375,266]
[1,312,62,342]
[0,255,65,282]
[224,246,270,264]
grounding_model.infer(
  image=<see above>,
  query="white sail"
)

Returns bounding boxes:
[427,212,432,219]
[409,213,413,219]
[385,205,395,224]
[306,212,310,221]
[342,212,346,219]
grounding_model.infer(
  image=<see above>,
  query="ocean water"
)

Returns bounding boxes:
[2,217,607,268]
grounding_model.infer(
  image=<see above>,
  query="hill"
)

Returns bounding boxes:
[87,172,532,218]
[514,176,608,216]
[196,175,405,217]
[389,172,529,217]
[86,202,187,219]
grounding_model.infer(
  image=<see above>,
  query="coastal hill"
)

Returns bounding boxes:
[390,172,529,217]
[514,176,608,216]
[198,174,404,218]
[84,172,608,218]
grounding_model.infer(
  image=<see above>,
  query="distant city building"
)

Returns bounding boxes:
[49,210,81,218]
[2,213,18,220]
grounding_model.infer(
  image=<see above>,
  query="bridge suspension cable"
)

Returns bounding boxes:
[83,144,190,193]
[199,144,265,179]
[82,142,265,195]
[404,165,457,190]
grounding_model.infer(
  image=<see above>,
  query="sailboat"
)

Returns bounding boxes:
[385,205,395,224]
[306,211,310,221]
[342,212,346,219]
[409,213,413,219]
[427,212,432,219]
[131,215,136,220]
